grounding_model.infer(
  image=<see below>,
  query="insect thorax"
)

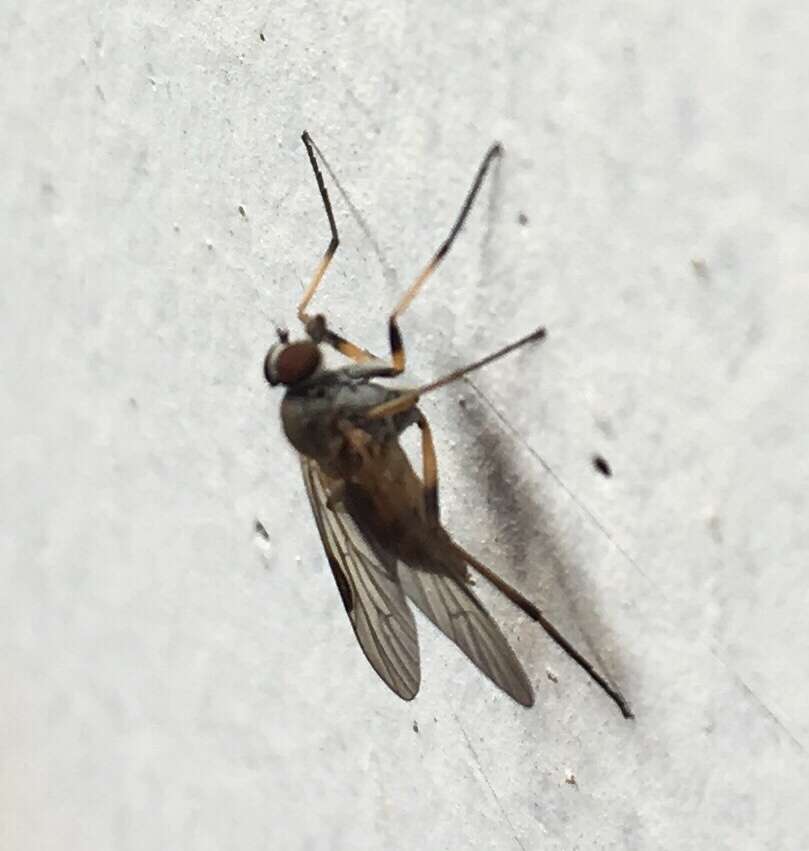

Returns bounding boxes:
[280,372,417,470]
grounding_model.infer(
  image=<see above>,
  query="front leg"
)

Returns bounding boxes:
[304,312,407,380]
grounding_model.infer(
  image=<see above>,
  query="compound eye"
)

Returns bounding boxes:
[265,341,321,386]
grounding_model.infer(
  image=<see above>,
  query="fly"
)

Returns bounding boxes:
[263,131,633,719]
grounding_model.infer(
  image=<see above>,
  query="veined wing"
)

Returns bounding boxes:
[300,456,420,700]
[397,564,534,707]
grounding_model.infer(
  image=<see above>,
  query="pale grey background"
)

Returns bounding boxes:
[3,2,808,849]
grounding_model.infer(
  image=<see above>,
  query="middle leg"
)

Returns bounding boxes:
[415,411,440,525]
[364,326,546,420]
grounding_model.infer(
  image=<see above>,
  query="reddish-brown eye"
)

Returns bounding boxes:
[274,341,321,385]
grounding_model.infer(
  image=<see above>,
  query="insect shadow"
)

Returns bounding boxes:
[446,387,628,691]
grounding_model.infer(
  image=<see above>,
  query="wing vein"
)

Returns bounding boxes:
[300,456,420,700]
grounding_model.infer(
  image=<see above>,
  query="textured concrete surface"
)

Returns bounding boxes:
[3,2,808,849]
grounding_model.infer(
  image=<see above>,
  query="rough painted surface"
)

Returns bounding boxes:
[3,2,808,848]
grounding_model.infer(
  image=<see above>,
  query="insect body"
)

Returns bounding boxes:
[264,132,632,717]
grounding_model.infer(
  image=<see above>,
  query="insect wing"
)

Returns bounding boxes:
[300,457,420,700]
[397,566,534,707]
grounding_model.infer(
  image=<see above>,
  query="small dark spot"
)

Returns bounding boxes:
[546,669,558,683]
[458,396,467,409]
[592,455,612,477]
[565,772,577,787]
[254,519,272,566]
[259,31,266,42]
[238,204,246,218]
[517,212,528,226]
[412,720,419,734]
[128,397,138,409]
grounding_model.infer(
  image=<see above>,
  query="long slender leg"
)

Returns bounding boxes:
[293,134,391,367]
[382,143,503,377]
[364,326,546,420]
[453,543,634,719]
[294,133,404,373]
[392,143,503,324]
[415,411,440,524]
[318,144,504,376]
[299,140,501,379]
[297,131,340,323]
[318,325,376,364]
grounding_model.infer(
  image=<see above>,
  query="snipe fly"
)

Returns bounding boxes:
[263,132,632,718]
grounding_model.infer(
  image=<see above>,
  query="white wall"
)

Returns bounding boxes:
[3,2,808,848]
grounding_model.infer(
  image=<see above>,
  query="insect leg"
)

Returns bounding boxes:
[364,326,546,420]
[377,143,503,379]
[330,308,406,377]
[294,133,383,367]
[314,303,407,377]
[297,131,340,323]
[304,311,407,378]
[415,411,440,524]
[454,542,634,719]
[301,140,500,377]
[391,142,502,323]
[318,325,376,364]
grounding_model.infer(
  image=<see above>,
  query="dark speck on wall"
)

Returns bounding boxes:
[592,455,612,477]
